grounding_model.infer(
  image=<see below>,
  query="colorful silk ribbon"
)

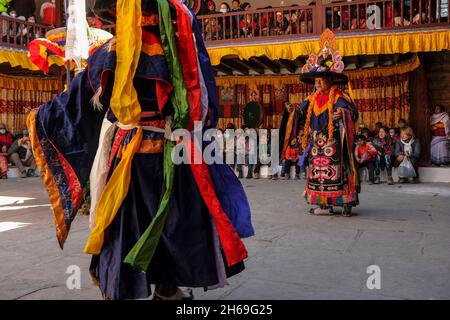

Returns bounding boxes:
[84,127,143,254]
[124,0,187,272]
[109,0,142,126]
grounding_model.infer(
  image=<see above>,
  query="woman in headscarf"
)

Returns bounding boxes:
[430,104,450,166]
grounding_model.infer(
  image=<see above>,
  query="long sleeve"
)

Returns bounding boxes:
[394,141,403,157]
[27,58,109,248]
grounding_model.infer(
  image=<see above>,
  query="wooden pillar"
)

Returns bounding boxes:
[314,0,325,34]
[409,54,431,163]
[55,0,64,28]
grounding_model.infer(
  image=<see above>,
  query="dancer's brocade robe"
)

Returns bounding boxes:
[281,90,360,207]
[27,30,254,300]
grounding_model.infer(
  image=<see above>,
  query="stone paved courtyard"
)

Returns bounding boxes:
[1,178,449,300]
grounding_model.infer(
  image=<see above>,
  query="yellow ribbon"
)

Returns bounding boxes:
[84,128,143,254]
[110,0,143,125]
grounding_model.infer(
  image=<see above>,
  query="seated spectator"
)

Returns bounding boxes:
[351,6,367,30]
[395,127,421,184]
[204,1,218,40]
[361,127,373,144]
[218,2,231,40]
[1,8,25,42]
[260,7,274,36]
[231,0,242,37]
[206,0,217,14]
[16,15,35,45]
[0,122,13,179]
[281,137,301,180]
[389,127,400,143]
[7,128,38,178]
[87,11,103,29]
[326,6,341,30]
[241,2,251,11]
[374,121,383,137]
[239,13,256,37]
[355,135,378,184]
[372,127,394,185]
[385,2,398,27]
[40,0,56,26]
[273,11,290,35]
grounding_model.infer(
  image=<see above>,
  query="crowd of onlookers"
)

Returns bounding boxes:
[216,117,425,185]
[1,0,42,44]
[0,122,38,179]
[199,0,448,41]
[0,0,104,45]
[355,119,421,184]
[200,0,314,40]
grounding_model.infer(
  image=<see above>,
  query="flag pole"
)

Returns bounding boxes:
[64,0,71,87]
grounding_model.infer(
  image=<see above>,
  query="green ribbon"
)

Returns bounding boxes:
[123,141,175,271]
[157,0,189,130]
[123,0,190,272]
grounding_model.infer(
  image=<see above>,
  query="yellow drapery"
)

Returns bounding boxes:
[207,29,450,66]
[0,48,40,71]
[0,75,59,135]
[0,74,59,91]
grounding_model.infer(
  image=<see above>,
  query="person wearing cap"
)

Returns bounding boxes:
[279,29,360,217]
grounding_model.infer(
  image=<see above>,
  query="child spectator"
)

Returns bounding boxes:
[281,137,302,180]
[87,11,103,29]
[389,127,400,143]
[355,135,378,184]
[395,127,421,183]
[361,127,373,144]
[372,127,394,185]
[0,122,13,179]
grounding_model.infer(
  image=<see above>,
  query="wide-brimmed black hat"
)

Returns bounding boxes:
[300,68,348,85]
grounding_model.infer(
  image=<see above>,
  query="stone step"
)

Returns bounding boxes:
[5,167,40,179]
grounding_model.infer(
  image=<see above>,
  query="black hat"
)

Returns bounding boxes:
[300,68,348,85]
